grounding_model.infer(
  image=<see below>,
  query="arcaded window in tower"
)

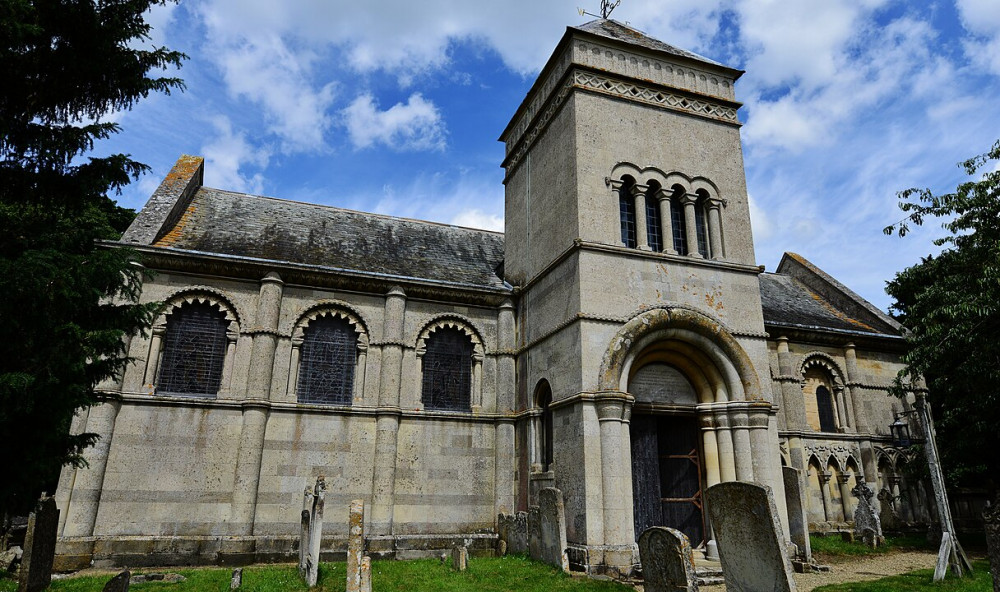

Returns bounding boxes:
[669,185,687,255]
[536,381,554,471]
[645,183,663,252]
[619,177,637,248]
[421,327,473,411]
[158,301,228,397]
[297,315,357,405]
[695,190,710,258]
[815,385,837,433]
[803,367,838,432]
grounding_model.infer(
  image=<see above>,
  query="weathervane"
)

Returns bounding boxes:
[578,0,621,19]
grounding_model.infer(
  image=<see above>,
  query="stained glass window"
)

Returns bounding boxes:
[670,188,687,255]
[645,187,662,252]
[297,315,357,405]
[421,327,472,412]
[158,302,228,397]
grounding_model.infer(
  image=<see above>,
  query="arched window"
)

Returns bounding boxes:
[694,190,710,258]
[536,381,554,472]
[421,327,473,411]
[816,385,837,433]
[645,183,663,253]
[619,177,637,248]
[669,185,687,255]
[297,315,357,405]
[158,301,228,397]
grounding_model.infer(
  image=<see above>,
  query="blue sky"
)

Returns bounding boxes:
[97,0,1000,313]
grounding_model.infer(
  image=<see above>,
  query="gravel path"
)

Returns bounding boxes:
[694,550,939,591]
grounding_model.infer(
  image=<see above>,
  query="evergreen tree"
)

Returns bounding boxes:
[0,0,184,517]
[885,139,1000,488]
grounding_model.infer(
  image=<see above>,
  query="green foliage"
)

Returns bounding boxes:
[0,558,632,592]
[0,0,185,516]
[809,534,933,559]
[813,560,991,592]
[884,139,1000,489]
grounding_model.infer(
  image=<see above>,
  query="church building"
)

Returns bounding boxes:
[54,19,925,574]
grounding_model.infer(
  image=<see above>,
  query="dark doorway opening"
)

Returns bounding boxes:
[631,414,705,545]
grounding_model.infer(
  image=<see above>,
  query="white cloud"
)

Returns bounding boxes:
[200,116,271,194]
[451,209,504,232]
[342,93,446,151]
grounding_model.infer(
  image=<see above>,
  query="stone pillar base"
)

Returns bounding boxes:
[566,542,638,577]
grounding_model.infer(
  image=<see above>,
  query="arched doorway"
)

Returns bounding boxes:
[629,360,705,546]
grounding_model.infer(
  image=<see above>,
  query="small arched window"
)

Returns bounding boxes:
[536,381,554,472]
[816,385,837,433]
[619,177,637,248]
[297,315,357,405]
[158,301,229,397]
[695,190,710,258]
[645,182,663,252]
[669,185,687,255]
[421,327,473,412]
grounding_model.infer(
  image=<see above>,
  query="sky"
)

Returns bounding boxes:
[96,0,1000,313]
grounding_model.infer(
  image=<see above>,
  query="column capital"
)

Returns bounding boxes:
[705,197,727,211]
[679,192,699,206]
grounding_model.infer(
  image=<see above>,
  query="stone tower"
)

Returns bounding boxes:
[501,20,787,574]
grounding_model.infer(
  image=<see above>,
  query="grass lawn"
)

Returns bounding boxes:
[0,555,630,592]
[810,534,935,559]
[813,560,993,591]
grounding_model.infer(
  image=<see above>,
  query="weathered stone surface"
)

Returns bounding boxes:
[347,498,365,592]
[129,573,185,584]
[230,568,242,590]
[497,512,527,554]
[782,467,811,562]
[360,556,372,592]
[852,482,882,544]
[705,482,797,592]
[536,488,569,573]
[877,487,904,531]
[983,494,1000,592]
[638,527,698,592]
[0,546,21,572]
[298,477,325,588]
[451,546,468,572]
[17,496,59,592]
[102,570,130,592]
[527,506,541,560]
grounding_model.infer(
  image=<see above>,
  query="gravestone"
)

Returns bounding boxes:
[230,568,242,590]
[0,546,21,572]
[497,512,528,554]
[102,570,130,592]
[451,546,468,572]
[782,467,811,563]
[536,488,569,573]
[983,494,1000,592]
[851,482,882,546]
[346,499,365,592]
[877,487,903,531]
[17,495,59,592]
[360,556,372,592]
[637,527,697,592]
[705,482,797,592]
[527,506,541,560]
[298,477,326,587]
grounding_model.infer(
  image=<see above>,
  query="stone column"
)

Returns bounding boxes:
[631,184,650,250]
[287,331,304,401]
[818,472,833,522]
[700,411,722,559]
[834,386,851,431]
[60,401,121,537]
[371,286,406,541]
[706,198,724,260]
[142,323,166,387]
[713,409,737,482]
[596,395,633,570]
[471,345,484,413]
[354,335,369,404]
[655,188,677,254]
[750,404,790,537]
[729,405,753,482]
[681,194,701,258]
[844,343,878,484]
[838,473,854,521]
[233,272,283,536]
[494,300,517,516]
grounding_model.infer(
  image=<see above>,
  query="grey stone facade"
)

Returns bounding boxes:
[54,19,925,574]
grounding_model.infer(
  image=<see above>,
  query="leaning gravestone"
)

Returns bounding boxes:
[782,467,811,563]
[451,546,468,572]
[983,493,1000,592]
[230,568,242,590]
[297,477,326,587]
[360,556,372,592]
[497,512,528,554]
[101,570,130,592]
[851,482,882,545]
[17,495,59,592]
[877,487,903,531]
[536,488,569,573]
[346,499,365,592]
[638,527,698,592]
[705,482,797,592]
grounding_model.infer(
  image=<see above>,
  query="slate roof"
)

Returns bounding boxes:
[573,19,734,71]
[759,272,895,337]
[151,187,507,290]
